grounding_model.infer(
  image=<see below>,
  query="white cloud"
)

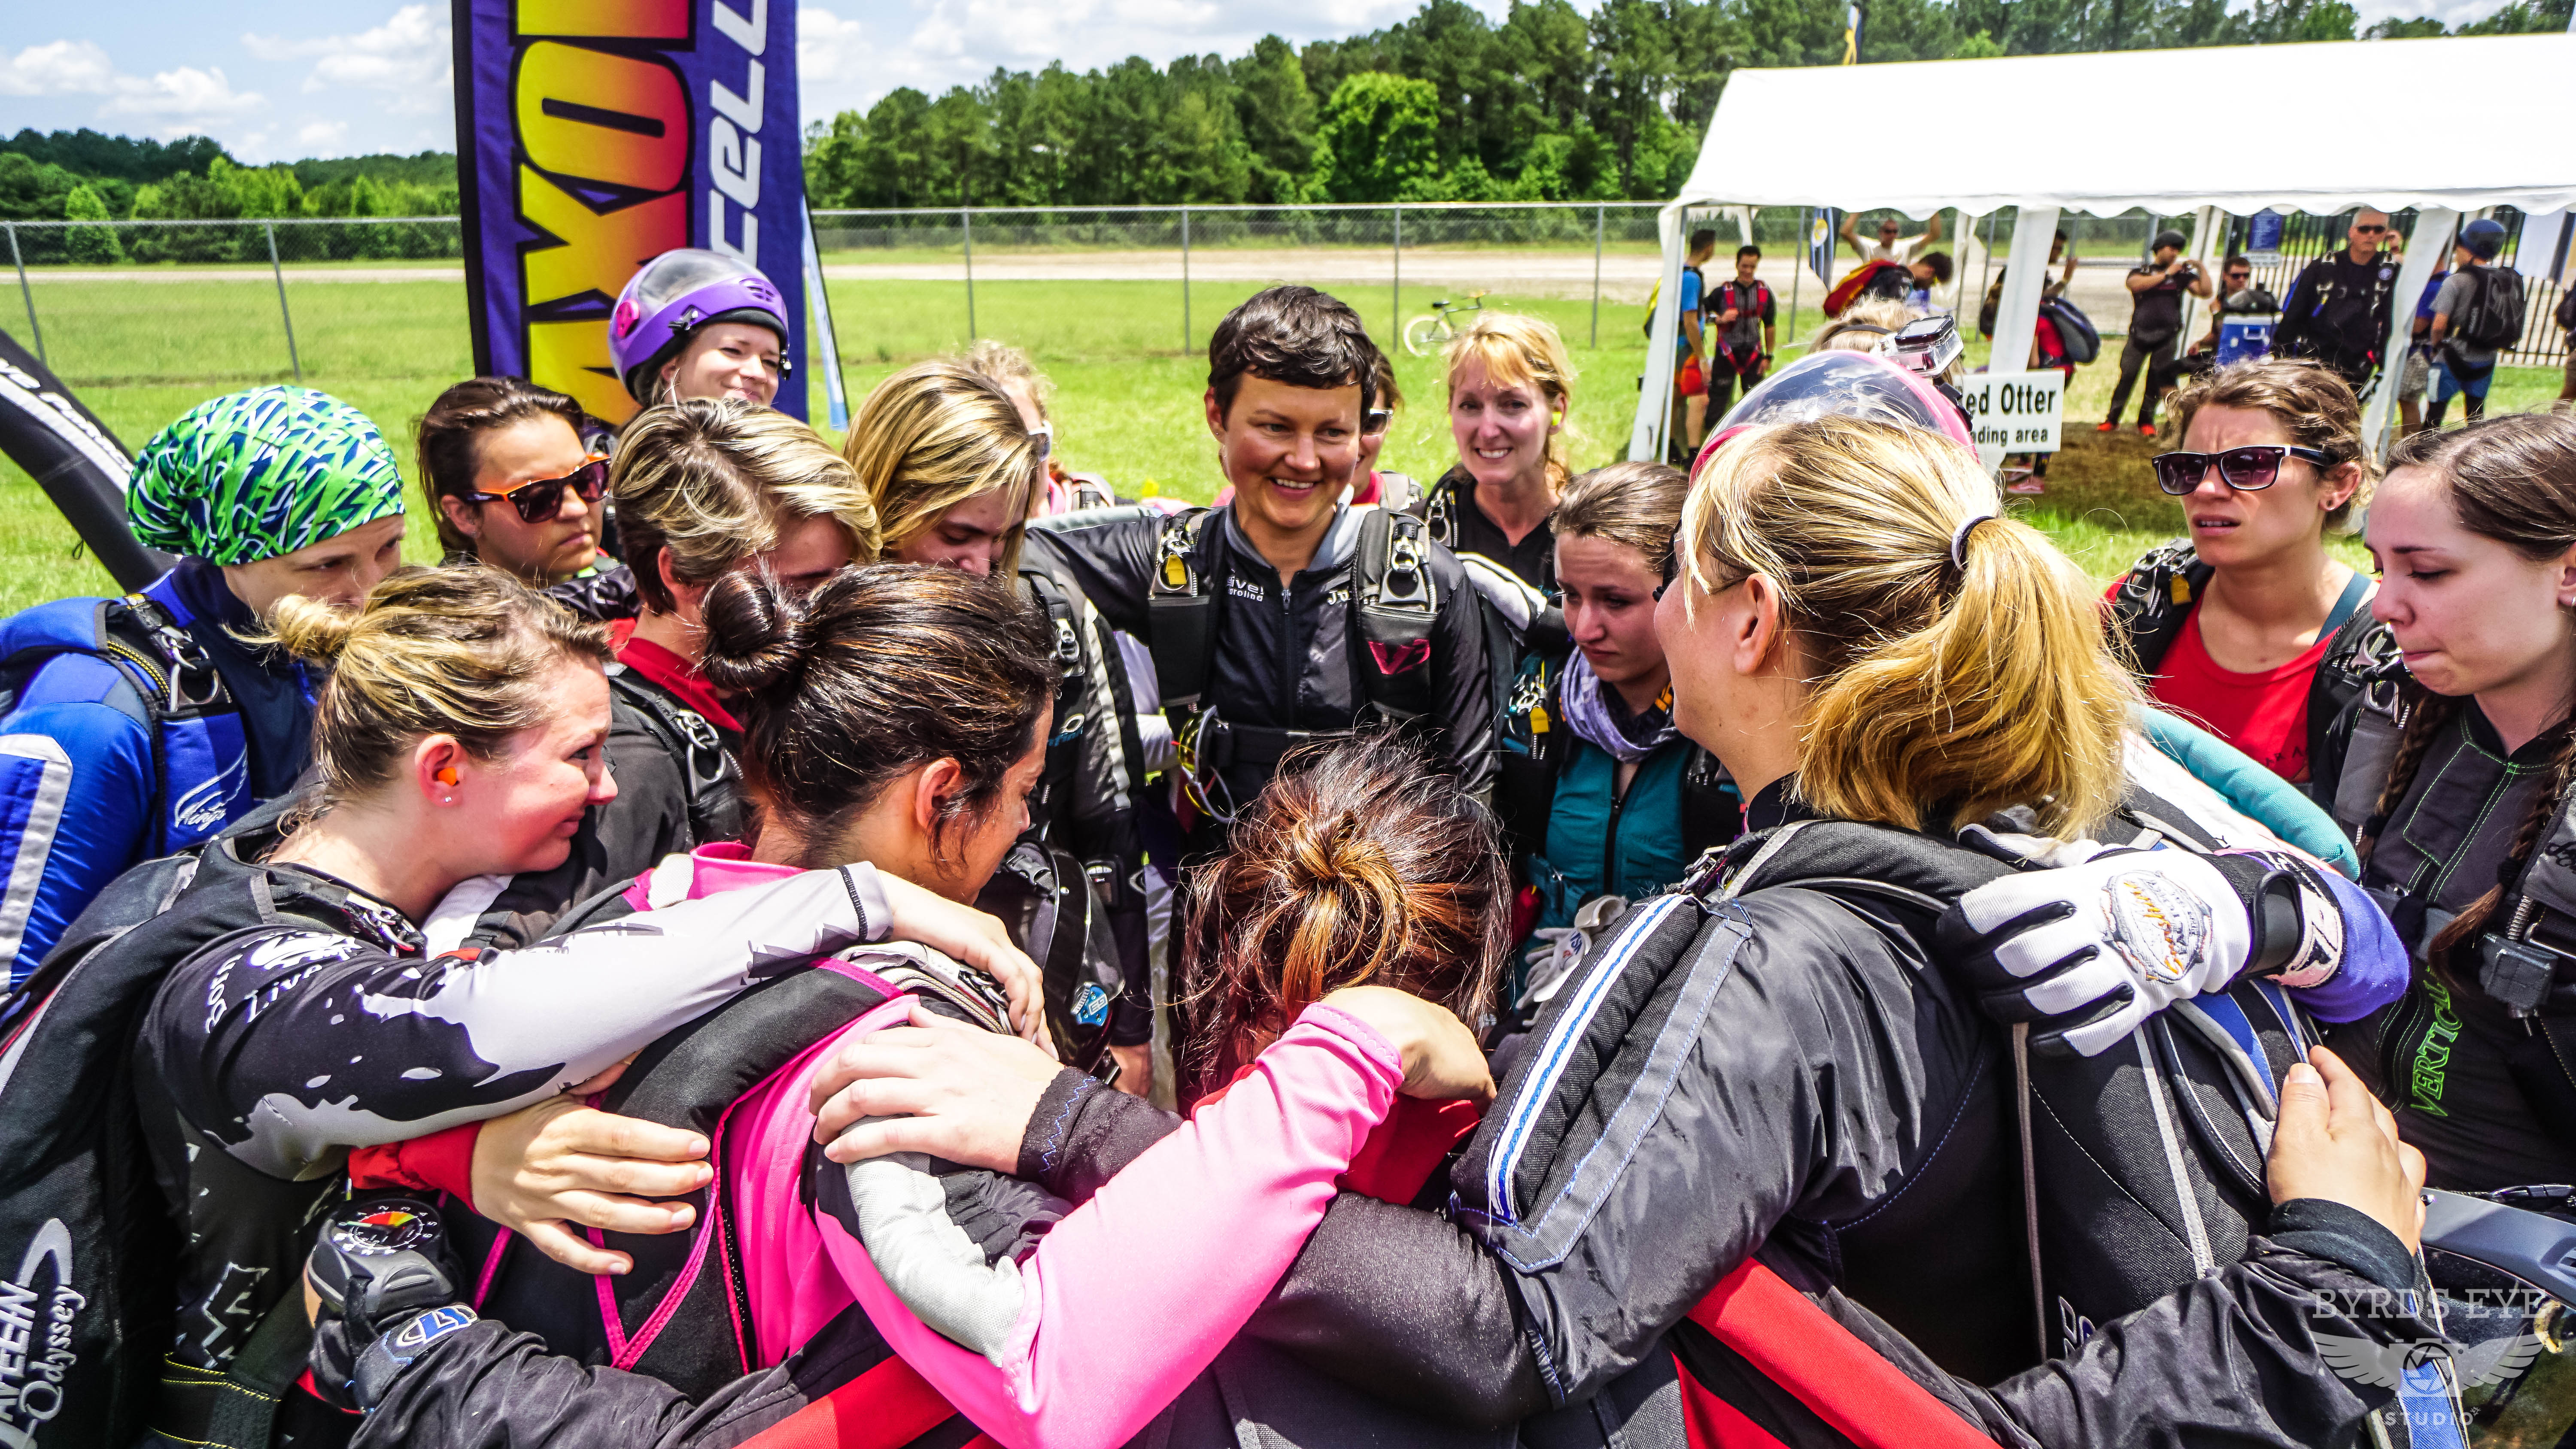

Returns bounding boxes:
[297,118,351,149]
[800,8,869,86]
[96,66,265,137]
[0,39,118,97]
[1,38,265,140]
[244,5,451,115]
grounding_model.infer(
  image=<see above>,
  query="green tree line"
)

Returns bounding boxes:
[803,0,2573,210]
[0,133,461,266]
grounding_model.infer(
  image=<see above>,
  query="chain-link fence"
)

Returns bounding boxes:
[1,217,471,394]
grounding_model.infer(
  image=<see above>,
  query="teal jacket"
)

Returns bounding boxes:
[1526,732,1704,936]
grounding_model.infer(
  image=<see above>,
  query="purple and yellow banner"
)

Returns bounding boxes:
[453,0,805,424]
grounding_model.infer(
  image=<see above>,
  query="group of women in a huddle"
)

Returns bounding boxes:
[229,368,2521,1449]
[14,232,2576,1449]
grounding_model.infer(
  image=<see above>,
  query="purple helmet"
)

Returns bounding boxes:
[609,249,793,404]
[1693,349,1975,476]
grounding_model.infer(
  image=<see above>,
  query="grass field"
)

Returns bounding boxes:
[1,269,2564,612]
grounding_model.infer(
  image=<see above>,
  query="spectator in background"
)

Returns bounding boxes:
[2560,282,2576,408]
[2426,217,2511,428]
[2172,256,2280,385]
[2397,256,2452,437]
[963,339,1123,514]
[2272,208,2398,397]
[1703,244,1776,418]
[1980,232,2079,491]
[1906,251,1954,312]
[1675,228,1717,453]
[2099,229,2209,438]
[1841,209,1944,265]
[418,376,611,585]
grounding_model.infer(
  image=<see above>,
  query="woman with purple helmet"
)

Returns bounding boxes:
[609,249,793,409]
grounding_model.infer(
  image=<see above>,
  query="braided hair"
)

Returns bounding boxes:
[2428,722,2576,973]
[2372,414,2576,973]
[2356,687,2459,867]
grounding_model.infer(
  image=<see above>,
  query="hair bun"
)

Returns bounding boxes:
[698,571,808,694]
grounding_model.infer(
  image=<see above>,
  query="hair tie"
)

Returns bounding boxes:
[1949,513,1996,570]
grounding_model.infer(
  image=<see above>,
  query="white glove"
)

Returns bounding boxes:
[1523,927,1575,973]
[1938,847,2255,1058]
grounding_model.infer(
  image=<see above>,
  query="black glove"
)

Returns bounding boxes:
[306,1195,478,1411]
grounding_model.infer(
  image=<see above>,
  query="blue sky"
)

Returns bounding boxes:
[0,0,2526,163]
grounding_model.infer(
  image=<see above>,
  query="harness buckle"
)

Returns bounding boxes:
[2482,898,2573,1019]
[123,596,225,712]
[1379,528,1432,609]
[673,709,729,792]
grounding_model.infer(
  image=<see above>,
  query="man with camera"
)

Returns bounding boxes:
[2272,208,2400,397]
[2099,228,2211,438]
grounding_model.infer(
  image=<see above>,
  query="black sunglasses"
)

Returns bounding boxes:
[465,456,609,524]
[2152,445,2335,496]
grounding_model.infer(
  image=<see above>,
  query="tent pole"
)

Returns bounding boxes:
[2175,204,2221,378]
[1976,212,1996,338]
[1628,202,1690,462]
[1987,205,2060,452]
[2363,206,2455,463]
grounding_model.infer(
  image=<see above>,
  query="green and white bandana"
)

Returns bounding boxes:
[128,386,405,566]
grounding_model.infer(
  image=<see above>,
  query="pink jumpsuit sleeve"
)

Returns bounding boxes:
[815,1002,1403,1449]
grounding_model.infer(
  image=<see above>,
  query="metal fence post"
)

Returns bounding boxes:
[1591,205,1604,349]
[1975,212,1996,341]
[1180,206,1191,354]
[1391,204,1401,346]
[962,207,976,340]
[1786,213,1802,346]
[6,223,43,367]
[264,222,302,383]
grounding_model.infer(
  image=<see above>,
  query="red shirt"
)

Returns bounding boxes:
[608,616,741,733]
[2146,607,2334,785]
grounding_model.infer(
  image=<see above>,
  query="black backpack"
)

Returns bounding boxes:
[2041,297,2101,364]
[2453,264,2530,351]
[0,803,313,1449]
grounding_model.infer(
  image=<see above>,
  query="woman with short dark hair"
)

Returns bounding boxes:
[416,376,608,584]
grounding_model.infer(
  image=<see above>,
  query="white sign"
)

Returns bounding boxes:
[1957,370,2065,474]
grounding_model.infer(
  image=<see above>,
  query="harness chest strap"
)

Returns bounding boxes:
[1148,507,1440,771]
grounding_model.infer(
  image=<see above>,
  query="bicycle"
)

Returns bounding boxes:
[1402,290,1490,357]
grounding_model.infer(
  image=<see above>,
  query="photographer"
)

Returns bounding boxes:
[2272,208,2399,396]
[2099,228,2211,438]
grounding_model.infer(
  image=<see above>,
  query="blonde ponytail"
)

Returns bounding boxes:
[1680,418,2132,836]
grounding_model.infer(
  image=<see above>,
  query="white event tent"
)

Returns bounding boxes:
[1631,33,2576,464]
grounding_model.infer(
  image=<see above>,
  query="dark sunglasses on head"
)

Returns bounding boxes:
[2152,444,2335,495]
[2225,270,2251,281]
[2354,224,2388,234]
[465,455,609,524]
